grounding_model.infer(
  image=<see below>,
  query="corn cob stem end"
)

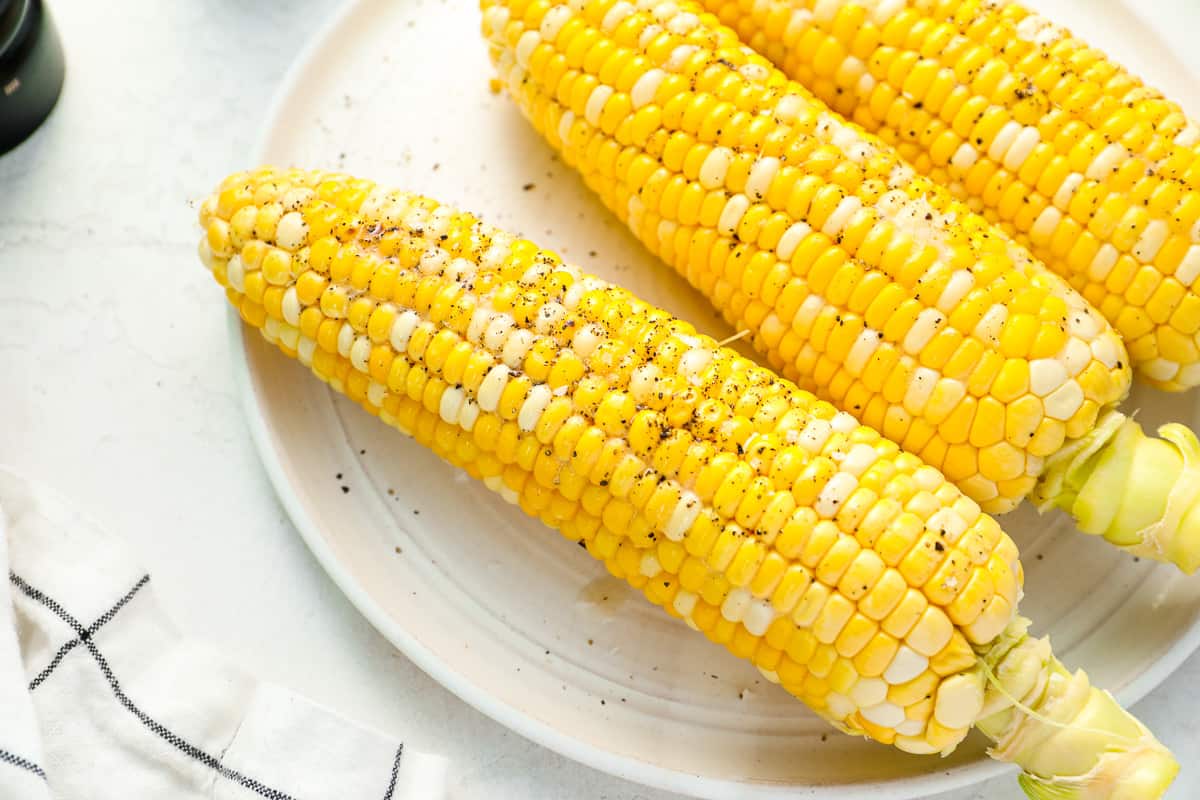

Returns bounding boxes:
[1032,411,1200,573]
[978,618,1178,800]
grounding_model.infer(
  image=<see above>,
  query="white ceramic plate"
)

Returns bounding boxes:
[234,2,1200,797]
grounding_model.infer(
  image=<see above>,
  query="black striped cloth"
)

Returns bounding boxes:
[0,471,447,800]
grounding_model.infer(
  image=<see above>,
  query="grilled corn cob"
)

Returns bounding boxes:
[481,0,1200,571]
[700,0,1200,391]
[198,166,1176,799]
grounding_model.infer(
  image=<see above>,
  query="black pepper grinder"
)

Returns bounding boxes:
[0,0,64,156]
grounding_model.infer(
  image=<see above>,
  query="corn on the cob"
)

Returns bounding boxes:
[480,0,1200,572]
[198,167,1176,799]
[700,0,1200,391]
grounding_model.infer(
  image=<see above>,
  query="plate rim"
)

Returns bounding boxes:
[233,1,1200,798]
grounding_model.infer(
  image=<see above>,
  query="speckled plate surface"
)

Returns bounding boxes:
[233,2,1200,797]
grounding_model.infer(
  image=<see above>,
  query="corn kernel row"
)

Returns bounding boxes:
[480,0,1132,515]
[198,167,1025,753]
[701,0,1200,389]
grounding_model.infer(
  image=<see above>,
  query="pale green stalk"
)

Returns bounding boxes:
[1033,411,1200,572]
[976,619,1178,800]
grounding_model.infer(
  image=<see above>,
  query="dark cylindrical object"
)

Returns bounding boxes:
[0,0,64,156]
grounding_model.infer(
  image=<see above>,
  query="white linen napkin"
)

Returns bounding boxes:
[0,469,448,800]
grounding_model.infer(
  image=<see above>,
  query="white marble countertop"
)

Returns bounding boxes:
[1,1,1197,798]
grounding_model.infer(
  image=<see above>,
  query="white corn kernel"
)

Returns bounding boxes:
[1142,358,1178,382]
[926,508,966,542]
[1133,220,1168,263]
[776,222,811,261]
[821,196,862,238]
[913,466,941,491]
[842,444,879,476]
[721,587,753,623]
[350,335,371,372]
[602,0,634,30]
[1067,310,1099,337]
[973,305,1007,345]
[557,110,577,146]
[743,601,777,636]
[870,0,905,23]
[950,143,978,172]
[844,330,880,376]
[297,337,316,366]
[902,309,943,354]
[484,314,516,352]
[585,84,614,127]
[894,735,940,755]
[986,121,1022,163]
[933,673,984,730]
[1090,336,1121,368]
[831,412,857,434]
[518,384,553,431]
[275,211,307,250]
[816,472,857,518]
[533,302,567,335]
[226,255,246,292]
[745,157,780,201]
[1085,142,1128,180]
[572,323,605,358]
[502,328,535,368]
[825,692,856,720]
[629,364,661,402]
[539,5,571,40]
[478,365,510,412]
[637,23,663,49]
[1087,243,1120,282]
[664,494,701,540]
[1052,173,1084,208]
[366,381,387,408]
[1002,127,1040,172]
[439,386,465,424]
[673,590,698,617]
[1029,359,1068,396]
[664,44,698,71]
[903,367,938,414]
[718,194,751,236]
[936,271,974,313]
[884,645,929,685]
[1030,206,1063,244]
[1062,338,1091,375]
[639,552,662,578]
[281,287,301,326]
[515,30,541,69]
[280,187,314,212]
[861,701,906,728]
[631,68,666,109]
[262,317,280,343]
[700,147,734,190]
[774,94,803,123]
[458,399,480,431]
[798,419,833,454]
[1175,245,1200,286]
[337,322,356,358]
[278,325,300,351]
[849,677,888,707]
[390,310,420,352]
[678,348,712,379]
